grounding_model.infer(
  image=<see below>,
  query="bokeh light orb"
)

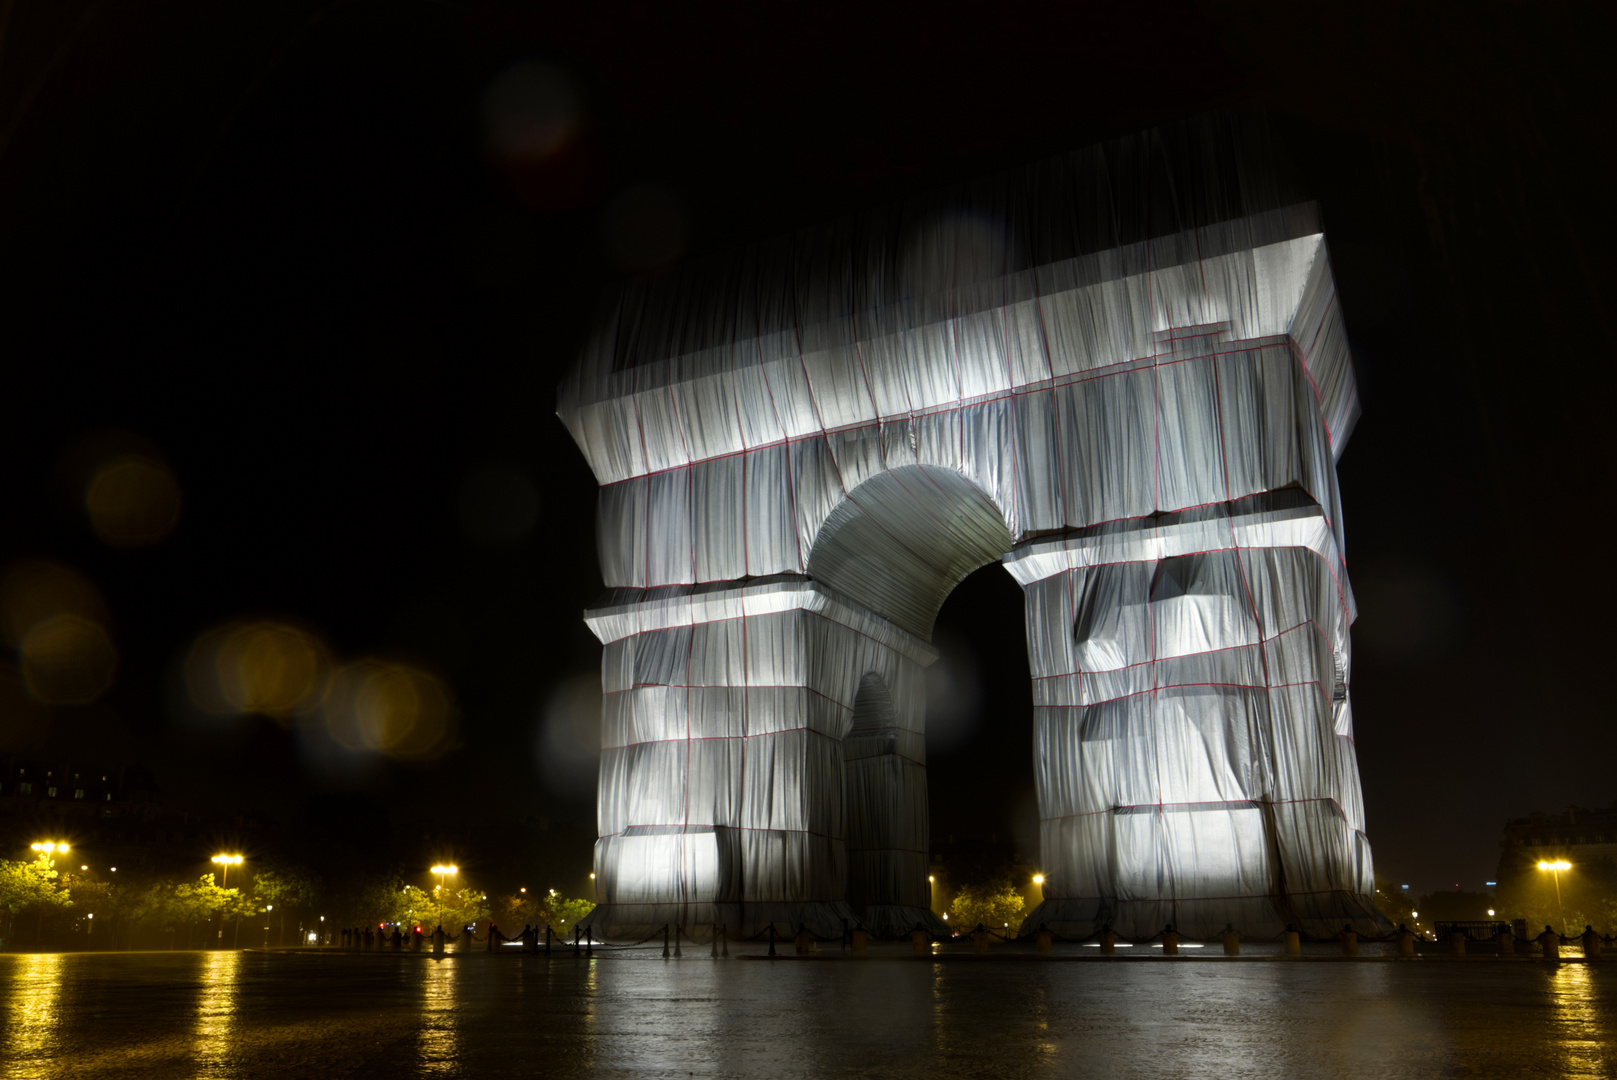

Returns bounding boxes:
[324,660,456,761]
[186,620,331,720]
[0,561,116,705]
[84,454,182,547]
[0,561,106,647]
[20,613,117,705]
[482,62,581,163]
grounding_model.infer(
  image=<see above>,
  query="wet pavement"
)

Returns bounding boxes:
[2,946,1613,1079]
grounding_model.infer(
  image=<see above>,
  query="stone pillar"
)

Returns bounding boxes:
[1009,505,1376,942]
[583,581,941,941]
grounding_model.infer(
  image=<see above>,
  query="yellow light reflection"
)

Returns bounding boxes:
[419,949,459,1074]
[1551,963,1600,1074]
[193,951,241,1073]
[6,953,63,1075]
[84,454,182,547]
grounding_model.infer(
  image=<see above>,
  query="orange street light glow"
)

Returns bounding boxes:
[31,842,69,853]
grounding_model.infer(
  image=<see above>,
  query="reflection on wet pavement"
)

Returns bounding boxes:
[6,953,62,1079]
[0,951,1611,1078]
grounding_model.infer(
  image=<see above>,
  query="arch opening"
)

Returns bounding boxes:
[806,465,1013,640]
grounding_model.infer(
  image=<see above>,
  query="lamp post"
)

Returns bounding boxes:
[211,855,243,945]
[30,841,69,856]
[430,865,457,930]
[1537,860,1571,935]
[211,854,243,889]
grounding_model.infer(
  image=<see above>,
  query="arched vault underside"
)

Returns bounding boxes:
[562,120,1389,942]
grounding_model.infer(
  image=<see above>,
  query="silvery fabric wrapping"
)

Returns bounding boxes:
[562,119,1386,941]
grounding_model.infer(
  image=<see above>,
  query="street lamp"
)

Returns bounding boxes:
[431,865,457,929]
[211,854,244,888]
[31,841,69,855]
[1537,860,1572,935]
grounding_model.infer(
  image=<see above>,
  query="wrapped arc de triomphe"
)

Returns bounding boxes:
[559,120,1388,941]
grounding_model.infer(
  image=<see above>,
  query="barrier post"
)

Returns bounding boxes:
[487,924,499,953]
[1495,928,1512,957]
[662,924,670,959]
[852,927,868,956]
[1447,930,1465,957]
[1340,925,1358,957]
[1581,926,1601,959]
[391,928,403,952]
[722,924,729,958]
[675,924,683,958]
[1162,925,1179,956]
[1397,925,1415,957]
[586,927,593,955]
[1036,924,1052,954]
[1284,924,1301,956]
[433,926,445,956]
[711,923,719,959]
[524,926,538,954]
[911,927,930,957]
[1222,924,1240,957]
[794,923,811,955]
[1539,927,1560,960]
[972,924,990,955]
[1099,925,1116,956]
[573,926,580,956]
[412,928,423,953]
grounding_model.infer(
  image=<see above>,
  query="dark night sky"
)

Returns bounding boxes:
[1,0,1613,894]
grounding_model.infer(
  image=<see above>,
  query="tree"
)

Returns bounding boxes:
[64,876,126,948]
[0,854,72,946]
[516,888,595,937]
[947,878,1025,934]
[253,867,320,946]
[128,875,247,949]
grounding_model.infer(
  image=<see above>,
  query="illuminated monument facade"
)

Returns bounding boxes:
[559,120,1386,940]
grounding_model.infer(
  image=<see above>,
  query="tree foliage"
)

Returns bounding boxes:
[0,855,72,939]
[947,878,1025,933]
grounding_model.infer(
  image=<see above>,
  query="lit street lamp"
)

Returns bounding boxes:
[1537,859,1572,935]
[431,865,458,929]
[211,854,244,889]
[31,841,69,855]
[211,855,244,945]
